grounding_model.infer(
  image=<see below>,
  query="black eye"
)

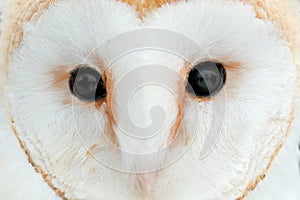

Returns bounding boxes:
[186,61,226,98]
[69,66,107,102]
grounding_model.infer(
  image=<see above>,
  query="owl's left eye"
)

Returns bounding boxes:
[69,66,107,102]
[186,61,226,98]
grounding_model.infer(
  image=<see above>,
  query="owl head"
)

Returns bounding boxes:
[0,0,299,199]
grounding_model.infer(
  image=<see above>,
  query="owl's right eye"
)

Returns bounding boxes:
[69,66,107,102]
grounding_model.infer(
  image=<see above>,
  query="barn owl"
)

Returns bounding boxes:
[0,0,300,199]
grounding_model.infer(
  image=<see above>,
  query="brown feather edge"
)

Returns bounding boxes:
[236,110,295,200]
[0,0,299,199]
[236,0,300,198]
[9,118,69,200]
[0,0,70,199]
[121,0,177,16]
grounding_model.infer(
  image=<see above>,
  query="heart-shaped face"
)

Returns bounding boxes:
[1,0,299,199]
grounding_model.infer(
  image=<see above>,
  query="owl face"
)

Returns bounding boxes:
[2,0,299,199]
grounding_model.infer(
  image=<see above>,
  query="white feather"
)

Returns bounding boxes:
[0,0,299,199]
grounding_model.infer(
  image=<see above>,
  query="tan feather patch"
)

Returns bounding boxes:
[121,0,177,16]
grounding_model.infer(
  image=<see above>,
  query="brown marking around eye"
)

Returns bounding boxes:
[94,99,105,109]
[103,70,119,146]
[167,63,189,145]
[50,66,70,90]
[62,95,106,110]
[222,61,241,69]
[51,65,107,110]
[187,94,213,103]
[62,99,72,106]
[103,70,116,125]
[168,103,183,145]
[92,53,106,72]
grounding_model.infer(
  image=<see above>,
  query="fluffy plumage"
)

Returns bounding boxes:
[0,0,300,199]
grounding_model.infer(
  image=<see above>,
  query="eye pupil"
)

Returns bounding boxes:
[186,61,226,98]
[69,66,107,102]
